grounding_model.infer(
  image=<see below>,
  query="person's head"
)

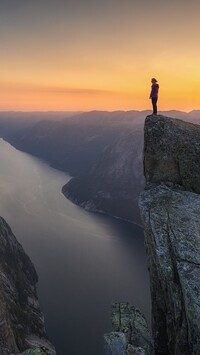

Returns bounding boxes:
[151,78,157,84]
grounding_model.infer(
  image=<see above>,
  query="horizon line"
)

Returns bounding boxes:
[0,109,199,114]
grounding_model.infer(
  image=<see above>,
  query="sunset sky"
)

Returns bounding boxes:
[1,0,200,111]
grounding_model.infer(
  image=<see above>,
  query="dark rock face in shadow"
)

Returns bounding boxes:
[140,115,200,354]
[0,217,56,355]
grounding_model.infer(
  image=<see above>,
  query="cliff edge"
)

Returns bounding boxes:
[0,217,56,355]
[140,115,200,354]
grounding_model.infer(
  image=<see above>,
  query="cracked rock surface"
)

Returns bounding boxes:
[0,217,56,355]
[104,303,152,355]
[144,115,200,193]
[140,115,200,354]
[140,185,200,354]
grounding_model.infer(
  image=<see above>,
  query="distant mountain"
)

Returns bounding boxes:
[161,110,200,124]
[0,111,80,138]
[3,110,200,224]
[63,127,144,224]
[62,110,200,224]
[6,110,146,176]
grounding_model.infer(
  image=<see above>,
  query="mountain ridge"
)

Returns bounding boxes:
[1,110,200,225]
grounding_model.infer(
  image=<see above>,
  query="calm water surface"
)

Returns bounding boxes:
[0,139,151,355]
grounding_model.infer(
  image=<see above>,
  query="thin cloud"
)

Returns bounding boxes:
[0,82,113,95]
[45,87,113,95]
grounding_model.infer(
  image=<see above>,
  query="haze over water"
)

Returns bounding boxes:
[0,138,150,355]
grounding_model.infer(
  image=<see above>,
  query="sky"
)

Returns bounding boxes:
[1,0,200,111]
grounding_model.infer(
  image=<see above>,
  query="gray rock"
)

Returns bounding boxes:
[0,217,56,354]
[111,303,152,353]
[140,114,200,354]
[20,345,56,355]
[104,332,127,355]
[144,114,200,192]
[104,303,152,355]
[126,344,146,355]
[140,185,200,354]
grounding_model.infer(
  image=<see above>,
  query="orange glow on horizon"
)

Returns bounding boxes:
[1,1,200,112]
[0,78,200,112]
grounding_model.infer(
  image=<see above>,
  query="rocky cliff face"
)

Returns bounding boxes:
[104,303,152,355]
[104,114,200,354]
[0,217,56,355]
[140,115,200,354]
[143,115,200,192]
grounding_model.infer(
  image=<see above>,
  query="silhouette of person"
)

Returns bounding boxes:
[149,78,159,114]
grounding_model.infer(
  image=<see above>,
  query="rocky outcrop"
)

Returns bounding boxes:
[140,185,200,354]
[144,114,200,192]
[104,303,152,355]
[0,217,56,355]
[140,115,200,354]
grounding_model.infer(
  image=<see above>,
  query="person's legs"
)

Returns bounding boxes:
[151,97,158,114]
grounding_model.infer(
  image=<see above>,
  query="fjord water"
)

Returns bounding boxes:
[0,138,151,355]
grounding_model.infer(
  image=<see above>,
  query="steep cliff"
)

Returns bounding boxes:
[104,114,200,355]
[143,115,200,192]
[104,303,152,355]
[140,115,200,354]
[0,217,56,355]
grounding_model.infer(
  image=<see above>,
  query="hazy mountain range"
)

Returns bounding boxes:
[1,110,200,225]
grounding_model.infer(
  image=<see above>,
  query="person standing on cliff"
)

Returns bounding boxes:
[149,78,159,114]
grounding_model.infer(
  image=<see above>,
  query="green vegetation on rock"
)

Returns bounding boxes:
[21,348,46,355]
